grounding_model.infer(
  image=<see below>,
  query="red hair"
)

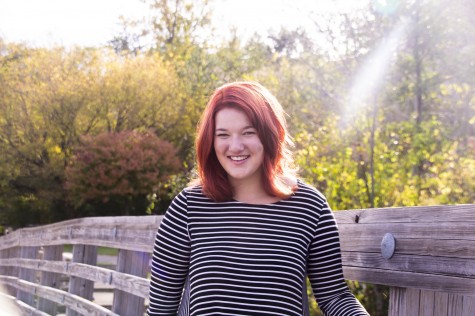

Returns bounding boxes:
[193,81,296,202]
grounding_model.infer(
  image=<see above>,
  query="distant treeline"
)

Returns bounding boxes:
[0,0,473,225]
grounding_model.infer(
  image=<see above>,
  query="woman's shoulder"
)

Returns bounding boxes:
[169,185,208,209]
[183,184,202,193]
[294,179,328,204]
[181,185,209,200]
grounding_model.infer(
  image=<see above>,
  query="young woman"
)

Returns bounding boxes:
[147,82,369,315]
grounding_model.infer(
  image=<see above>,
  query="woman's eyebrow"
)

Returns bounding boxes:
[215,126,254,131]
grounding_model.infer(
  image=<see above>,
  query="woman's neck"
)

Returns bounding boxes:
[230,178,281,205]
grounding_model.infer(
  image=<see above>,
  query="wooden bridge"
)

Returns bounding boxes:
[0,204,473,315]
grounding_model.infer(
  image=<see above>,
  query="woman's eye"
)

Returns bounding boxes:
[216,133,228,137]
[243,130,256,135]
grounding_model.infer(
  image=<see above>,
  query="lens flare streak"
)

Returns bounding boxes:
[343,17,410,125]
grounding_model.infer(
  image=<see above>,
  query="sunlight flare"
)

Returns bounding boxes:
[342,17,410,126]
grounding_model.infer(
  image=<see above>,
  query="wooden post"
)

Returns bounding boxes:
[6,247,20,296]
[461,296,475,316]
[389,287,405,316]
[17,246,39,305]
[420,289,435,315]
[434,292,449,316]
[389,287,475,316]
[0,248,9,282]
[112,249,150,315]
[38,245,63,314]
[0,248,15,296]
[0,249,6,275]
[66,245,97,316]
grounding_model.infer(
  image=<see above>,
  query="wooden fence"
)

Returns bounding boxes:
[0,204,473,315]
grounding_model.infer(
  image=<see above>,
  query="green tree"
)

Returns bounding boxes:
[0,44,102,226]
[0,43,184,225]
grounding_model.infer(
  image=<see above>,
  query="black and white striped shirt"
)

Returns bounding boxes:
[148,181,368,315]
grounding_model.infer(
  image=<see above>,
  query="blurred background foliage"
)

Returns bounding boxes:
[0,0,474,314]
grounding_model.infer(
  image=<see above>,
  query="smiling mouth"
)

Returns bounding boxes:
[229,155,249,161]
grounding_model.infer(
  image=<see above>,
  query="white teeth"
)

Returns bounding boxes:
[230,155,248,161]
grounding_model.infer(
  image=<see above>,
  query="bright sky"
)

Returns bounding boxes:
[0,0,368,48]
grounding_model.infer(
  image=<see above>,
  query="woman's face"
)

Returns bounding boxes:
[214,107,264,187]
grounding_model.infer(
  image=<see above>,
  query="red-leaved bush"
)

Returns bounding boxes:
[65,131,181,213]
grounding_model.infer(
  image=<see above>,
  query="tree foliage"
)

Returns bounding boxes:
[0,1,474,312]
[65,131,181,216]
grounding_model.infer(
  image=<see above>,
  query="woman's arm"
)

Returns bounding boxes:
[147,190,191,315]
[307,201,369,315]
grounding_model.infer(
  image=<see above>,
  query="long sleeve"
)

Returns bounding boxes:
[147,190,191,315]
[307,200,369,316]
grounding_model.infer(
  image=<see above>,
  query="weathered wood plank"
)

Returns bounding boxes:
[406,288,421,315]
[448,293,464,316]
[38,245,63,314]
[419,289,435,315]
[434,291,449,316]
[67,245,97,316]
[343,266,475,295]
[0,235,19,252]
[0,216,163,251]
[112,249,150,315]
[0,258,151,298]
[68,261,150,298]
[17,246,38,305]
[334,204,475,224]
[0,206,473,315]
[389,287,406,316]
[0,276,118,316]
[11,240,474,279]
[16,299,50,316]
[462,295,475,316]
[339,237,475,259]
[0,249,7,274]
[338,222,475,241]
[341,252,475,279]
[0,258,69,274]
[0,248,17,296]
[6,247,19,296]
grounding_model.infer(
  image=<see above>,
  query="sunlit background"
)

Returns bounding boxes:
[0,0,474,315]
[0,0,367,47]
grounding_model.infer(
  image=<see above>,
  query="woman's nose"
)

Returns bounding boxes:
[229,136,244,152]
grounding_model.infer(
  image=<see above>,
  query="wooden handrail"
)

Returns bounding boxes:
[335,204,475,295]
[0,216,163,252]
[0,215,162,315]
[0,204,473,315]
[0,259,150,298]
[0,276,118,315]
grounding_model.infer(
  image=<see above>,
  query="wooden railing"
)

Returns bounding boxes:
[0,204,473,315]
[337,204,475,315]
[0,216,161,315]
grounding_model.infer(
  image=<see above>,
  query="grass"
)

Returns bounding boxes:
[63,245,119,256]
